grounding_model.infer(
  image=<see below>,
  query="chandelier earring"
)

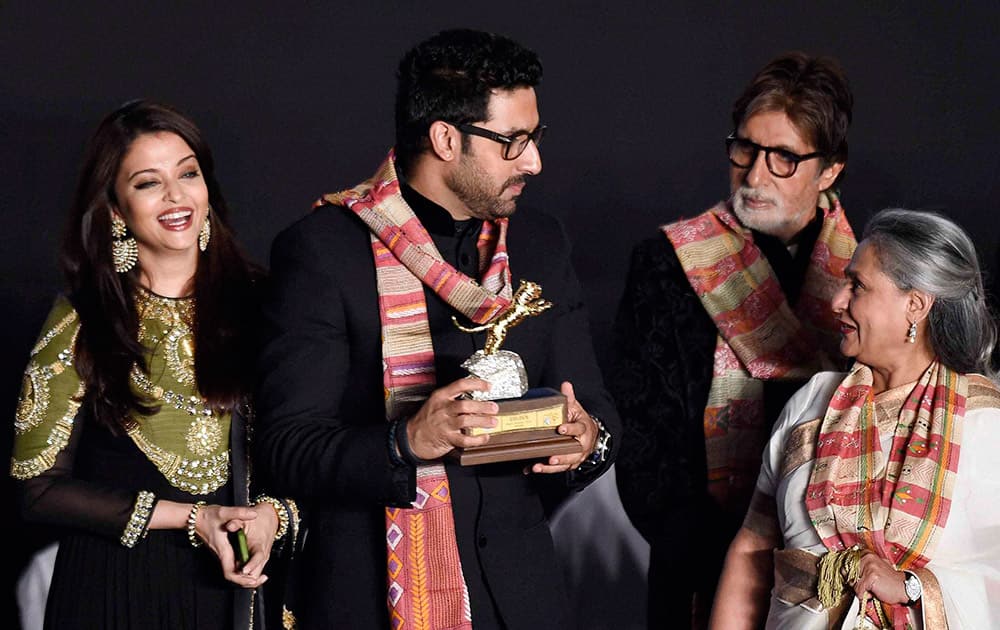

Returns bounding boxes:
[906,321,917,344]
[198,207,211,252]
[111,213,138,273]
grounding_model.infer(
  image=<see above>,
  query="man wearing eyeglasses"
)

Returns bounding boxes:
[256,28,618,629]
[612,52,855,629]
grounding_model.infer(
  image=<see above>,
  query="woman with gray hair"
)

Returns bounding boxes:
[709,209,1000,629]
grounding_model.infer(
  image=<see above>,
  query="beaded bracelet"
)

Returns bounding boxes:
[254,495,289,541]
[186,501,206,548]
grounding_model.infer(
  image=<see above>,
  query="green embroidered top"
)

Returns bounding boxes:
[12,290,231,495]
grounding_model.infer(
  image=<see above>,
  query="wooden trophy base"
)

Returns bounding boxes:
[450,388,583,466]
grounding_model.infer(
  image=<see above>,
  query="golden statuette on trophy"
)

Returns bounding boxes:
[450,279,581,465]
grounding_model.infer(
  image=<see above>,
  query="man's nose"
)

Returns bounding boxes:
[516,140,542,175]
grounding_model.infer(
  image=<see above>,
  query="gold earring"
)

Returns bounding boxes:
[111,213,138,273]
[198,208,211,252]
[906,321,917,344]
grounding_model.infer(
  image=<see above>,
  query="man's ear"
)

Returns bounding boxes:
[817,160,845,192]
[427,121,461,162]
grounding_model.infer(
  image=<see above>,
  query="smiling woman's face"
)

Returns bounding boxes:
[113,131,209,265]
[830,241,914,367]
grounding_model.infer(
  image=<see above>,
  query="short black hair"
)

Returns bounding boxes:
[394,29,542,173]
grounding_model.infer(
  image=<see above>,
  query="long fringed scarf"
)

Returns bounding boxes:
[316,151,513,630]
[804,361,986,628]
[663,194,855,512]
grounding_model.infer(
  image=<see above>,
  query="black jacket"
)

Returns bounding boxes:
[255,190,619,630]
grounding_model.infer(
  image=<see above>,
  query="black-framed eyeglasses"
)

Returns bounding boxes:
[454,123,546,160]
[725,133,826,178]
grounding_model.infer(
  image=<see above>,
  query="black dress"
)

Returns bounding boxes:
[13,293,279,630]
[43,418,235,629]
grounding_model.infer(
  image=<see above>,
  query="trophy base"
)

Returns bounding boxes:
[451,429,582,466]
[450,388,583,466]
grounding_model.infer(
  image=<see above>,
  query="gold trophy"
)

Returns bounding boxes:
[450,280,582,465]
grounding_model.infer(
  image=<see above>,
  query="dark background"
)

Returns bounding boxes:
[2,1,997,626]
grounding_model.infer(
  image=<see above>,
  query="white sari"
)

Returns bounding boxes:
[755,372,1000,629]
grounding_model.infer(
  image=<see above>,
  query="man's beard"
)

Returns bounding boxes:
[446,157,525,221]
[730,186,810,238]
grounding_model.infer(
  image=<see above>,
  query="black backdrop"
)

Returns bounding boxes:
[2,1,997,626]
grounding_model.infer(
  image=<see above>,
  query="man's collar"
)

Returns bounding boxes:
[784,208,824,249]
[399,180,479,238]
[749,208,823,260]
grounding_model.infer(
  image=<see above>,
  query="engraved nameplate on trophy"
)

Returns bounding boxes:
[448,280,582,466]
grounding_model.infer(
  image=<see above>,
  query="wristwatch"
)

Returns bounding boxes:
[903,572,922,606]
[575,415,611,473]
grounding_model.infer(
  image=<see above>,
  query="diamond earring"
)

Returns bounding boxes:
[111,213,138,273]
[198,208,211,252]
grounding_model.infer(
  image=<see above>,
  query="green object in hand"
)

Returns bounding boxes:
[233,529,250,566]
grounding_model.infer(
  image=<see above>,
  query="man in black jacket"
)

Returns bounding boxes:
[256,29,618,629]
[613,52,855,629]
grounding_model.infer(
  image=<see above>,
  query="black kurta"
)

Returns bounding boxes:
[611,215,823,629]
[255,182,619,629]
[16,292,282,630]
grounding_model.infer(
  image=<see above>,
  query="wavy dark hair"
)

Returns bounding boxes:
[61,100,260,431]
[864,208,996,375]
[394,28,542,173]
[732,51,853,185]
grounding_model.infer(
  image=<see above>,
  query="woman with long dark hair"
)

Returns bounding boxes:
[12,100,297,628]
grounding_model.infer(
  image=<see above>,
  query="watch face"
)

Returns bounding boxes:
[904,575,921,601]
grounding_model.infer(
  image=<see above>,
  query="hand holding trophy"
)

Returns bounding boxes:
[449,280,583,465]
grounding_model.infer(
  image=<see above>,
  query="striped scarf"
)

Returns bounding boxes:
[663,194,855,512]
[316,152,513,630]
[805,361,982,628]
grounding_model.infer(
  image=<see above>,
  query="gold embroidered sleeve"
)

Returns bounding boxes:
[12,296,84,479]
[254,495,301,546]
[120,490,156,548]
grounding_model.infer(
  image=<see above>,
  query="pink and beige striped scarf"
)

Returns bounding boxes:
[316,151,512,630]
[805,361,997,628]
[663,194,855,513]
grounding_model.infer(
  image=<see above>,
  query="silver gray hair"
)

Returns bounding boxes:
[863,208,996,375]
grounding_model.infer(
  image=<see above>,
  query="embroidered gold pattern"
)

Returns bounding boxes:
[186,415,224,457]
[16,331,77,436]
[285,497,301,545]
[11,382,84,479]
[125,361,229,493]
[120,490,156,548]
[135,287,196,386]
[135,286,195,328]
[13,292,230,494]
[125,289,229,494]
[126,421,230,495]
[30,310,78,356]
[165,327,196,386]
[15,365,49,435]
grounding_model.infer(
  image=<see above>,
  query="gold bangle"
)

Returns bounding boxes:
[254,495,288,541]
[187,501,206,548]
[120,490,155,548]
